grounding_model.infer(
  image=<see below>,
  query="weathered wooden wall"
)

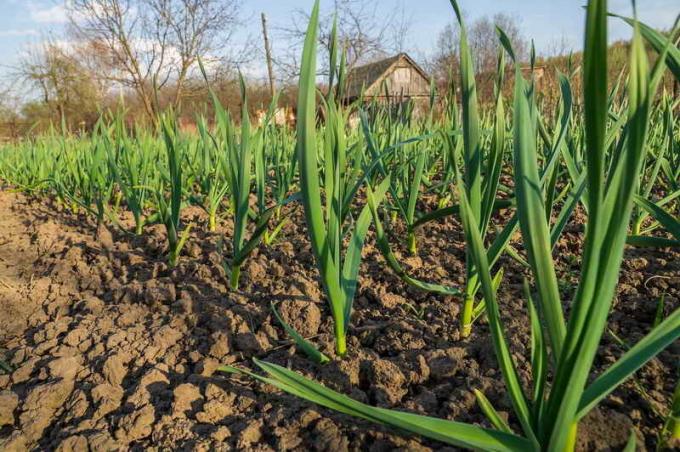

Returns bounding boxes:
[366,61,430,98]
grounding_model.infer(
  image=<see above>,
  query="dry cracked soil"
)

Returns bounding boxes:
[0,188,678,451]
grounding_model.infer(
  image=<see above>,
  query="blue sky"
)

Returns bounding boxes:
[0,0,677,84]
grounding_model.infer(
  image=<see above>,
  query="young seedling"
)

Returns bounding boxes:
[284,10,385,358]
[155,114,192,267]
[225,3,680,451]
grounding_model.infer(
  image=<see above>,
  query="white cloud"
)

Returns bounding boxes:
[0,29,39,37]
[29,2,68,24]
[20,37,76,55]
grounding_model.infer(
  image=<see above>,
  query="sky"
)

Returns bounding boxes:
[0,0,677,90]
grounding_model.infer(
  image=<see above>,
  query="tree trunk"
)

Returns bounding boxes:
[261,13,276,98]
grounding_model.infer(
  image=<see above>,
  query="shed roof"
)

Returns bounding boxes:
[345,53,430,100]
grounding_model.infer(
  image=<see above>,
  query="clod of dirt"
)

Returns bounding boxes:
[62,327,88,348]
[144,278,177,306]
[11,357,39,384]
[405,354,430,384]
[576,408,634,451]
[319,357,360,393]
[172,383,203,418]
[197,358,221,377]
[379,292,407,309]
[153,324,184,351]
[0,391,18,426]
[361,359,407,405]
[234,332,270,355]
[236,419,263,448]
[407,388,438,413]
[0,431,27,451]
[195,400,233,424]
[20,379,75,442]
[102,353,129,386]
[63,388,90,423]
[427,347,466,380]
[96,224,114,251]
[91,383,124,420]
[85,430,118,450]
[212,425,231,442]
[115,403,155,443]
[277,300,322,337]
[126,367,170,408]
[81,296,105,315]
[48,356,83,381]
[208,331,232,359]
[245,259,267,284]
[310,418,349,452]
[56,434,89,452]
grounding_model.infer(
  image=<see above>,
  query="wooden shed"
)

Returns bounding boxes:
[344,53,431,118]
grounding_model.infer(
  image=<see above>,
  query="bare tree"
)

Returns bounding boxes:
[16,38,101,128]
[261,13,276,97]
[429,12,527,86]
[469,13,526,74]
[429,21,461,87]
[0,89,25,139]
[147,0,244,107]
[66,0,244,120]
[67,0,168,120]
[544,36,574,59]
[388,1,413,55]
[275,0,412,81]
[72,39,116,98]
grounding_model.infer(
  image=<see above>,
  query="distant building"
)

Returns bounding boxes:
[344,53,432,119]
[255,107,295,127]
[521,65,546,90]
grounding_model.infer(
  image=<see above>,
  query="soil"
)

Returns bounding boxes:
[0,188,678,451]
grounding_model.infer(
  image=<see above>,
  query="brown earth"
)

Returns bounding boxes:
[0,188,678,451]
